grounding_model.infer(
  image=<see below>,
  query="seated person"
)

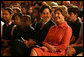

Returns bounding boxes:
[67,21,83,56]
[1,7,14,56]
[2,7,14,47]
[11,13,22,37]
[31,6,42,28]
[30,6,72,56]
[11,15,36,56]
[34,5,55,46]
[68,6,82,44]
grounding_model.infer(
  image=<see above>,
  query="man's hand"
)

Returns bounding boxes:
[68,47,76,56]
[25,39,36,48]
[70,36,76,43]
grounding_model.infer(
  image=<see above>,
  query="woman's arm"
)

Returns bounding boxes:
[56,27,72,52]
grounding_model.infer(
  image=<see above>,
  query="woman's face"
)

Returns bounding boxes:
[14,15,21,25]
[41,8,51,23]
[54,10,65,24]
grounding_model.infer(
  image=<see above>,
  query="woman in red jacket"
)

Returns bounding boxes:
[30,6,72,56]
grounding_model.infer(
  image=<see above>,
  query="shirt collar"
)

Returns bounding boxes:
[56,21,68,28]
[8,21,12,25]
[42,19,51,25]
[6,21,12,26]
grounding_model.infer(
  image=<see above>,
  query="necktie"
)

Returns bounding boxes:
[40,23,45,30]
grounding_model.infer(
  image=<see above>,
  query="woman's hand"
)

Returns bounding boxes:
[44,43,56,53]
[40,46,49,52]
[48,45,56,53]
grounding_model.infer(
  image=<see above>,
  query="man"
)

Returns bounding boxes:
[68,6,82,44]
[34,5,55,46]
[1,7,14,56]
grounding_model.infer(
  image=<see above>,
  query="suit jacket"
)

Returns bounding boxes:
[3,22,14,40]
[34,19,55,46]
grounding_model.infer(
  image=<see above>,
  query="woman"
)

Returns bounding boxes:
[12,15,36,56]
[11,13,22,37]
[30,6,72,56]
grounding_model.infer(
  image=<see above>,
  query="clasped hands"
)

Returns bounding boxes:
[40,44,57,53]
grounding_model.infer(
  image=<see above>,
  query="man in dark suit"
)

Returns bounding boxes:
[34,5,55,46]
[2,8,14,46]
[1,8,14,56]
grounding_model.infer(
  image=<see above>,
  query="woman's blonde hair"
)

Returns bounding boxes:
[54,5,68,19]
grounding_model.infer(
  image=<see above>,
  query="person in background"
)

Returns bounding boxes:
[10,13,22,56]
[2,7,14,45]
[68,22,83,56]
[11,15,35,56]
[11,13,22,36]
[68,5,82,44]
[32,6,42,28]
[27,6,33,16]
[30,6,72,56]
[67,10,83,56]
[1,7,14,56]
[21,15,36,56]
[21,6,27,16]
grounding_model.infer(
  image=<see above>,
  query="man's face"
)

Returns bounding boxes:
[21,8,27,14]
[41,8,51,23]
[68,12,76,21]
[28,7,33,15]
[32,9,39,18]
[3,10,11,22]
